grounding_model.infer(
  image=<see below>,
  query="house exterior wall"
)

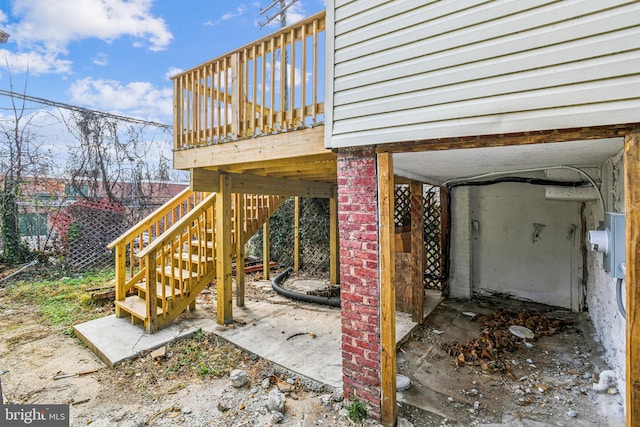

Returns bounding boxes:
[586,151,627,405]
[325,0,640,148]
[448,181,583,309]
[337,147,382,419]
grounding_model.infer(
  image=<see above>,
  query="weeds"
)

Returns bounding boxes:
[347,398,367,423]
[3,267,115,329]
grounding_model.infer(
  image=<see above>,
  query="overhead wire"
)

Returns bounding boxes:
[0,88,172,129]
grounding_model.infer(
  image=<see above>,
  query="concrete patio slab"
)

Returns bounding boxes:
[75,283,443,391]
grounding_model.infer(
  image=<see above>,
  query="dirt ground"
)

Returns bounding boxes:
[0,271,628,427]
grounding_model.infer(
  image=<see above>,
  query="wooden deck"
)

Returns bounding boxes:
[172,11,334,187]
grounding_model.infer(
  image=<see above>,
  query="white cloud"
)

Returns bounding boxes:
[9,0,173,54]
[205,4,248,26]
[164,66,183,80]
[68,77,173,120]
[92,52,109,66]
[0,49,73,75]
[221,5,248,22]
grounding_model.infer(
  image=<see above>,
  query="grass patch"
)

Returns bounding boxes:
[347,398,367,423]
[3,267,115,329]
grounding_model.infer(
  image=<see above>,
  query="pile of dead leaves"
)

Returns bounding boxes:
[442,308,573,377]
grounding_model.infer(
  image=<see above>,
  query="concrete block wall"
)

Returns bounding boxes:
[336,147,382,419]
[586,150,626,406]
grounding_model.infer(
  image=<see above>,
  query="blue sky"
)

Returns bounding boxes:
[0,0,325,177]
[0,0,325,125]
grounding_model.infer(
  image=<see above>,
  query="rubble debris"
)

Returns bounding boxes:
[267,388,285,412]
[307,284,340,298]
[230,369,248,388]
[53,368,101,380]
[441,308,573,377]
[593,370,616,392]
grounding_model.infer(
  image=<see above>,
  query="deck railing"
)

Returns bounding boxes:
[173,11,325,149]
[107,188,210,302]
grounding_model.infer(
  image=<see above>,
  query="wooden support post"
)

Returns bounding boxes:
[330,195,340,285]
[236,194,246,307]
[440,187,450,293]
[378,152,396,426]
[294,197,300,272]
[625,131,640,426]
[216,174,233,324]
[410,181,424,323]
[263,220,271,280]
[114,243,126,318]
[145,253,157,334]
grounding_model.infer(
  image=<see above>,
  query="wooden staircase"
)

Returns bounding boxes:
[108,188,285,333]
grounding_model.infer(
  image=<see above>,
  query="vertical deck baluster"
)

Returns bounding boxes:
[301,23,307,128]
[289,28,295,129]
[260,41,266,134]
[252,44,257,136]
[312,19,318,123]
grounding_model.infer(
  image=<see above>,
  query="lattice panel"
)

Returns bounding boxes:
[394,184,411,229]
[423,186,444,291]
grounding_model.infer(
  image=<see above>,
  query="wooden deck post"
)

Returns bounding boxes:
[263,220,271,280]
[625,131,640,426]
[216,174,233,324]
[114,243,126,318]
[330,195,340,285]
[145,252,158,334]
[236,194,246,307]
[294,197,300,272]
[410,181,424,322]
[378,152,396,426]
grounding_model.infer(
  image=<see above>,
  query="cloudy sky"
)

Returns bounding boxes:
[0,0,325,124]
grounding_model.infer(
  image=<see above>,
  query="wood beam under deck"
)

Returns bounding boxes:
[174,126,328,170]
[376,125,639,154]
[191,169,335,199]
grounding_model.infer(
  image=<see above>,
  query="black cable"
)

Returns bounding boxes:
[447,176,589,189]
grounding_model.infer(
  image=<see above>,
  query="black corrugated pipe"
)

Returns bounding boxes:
[272,267,341,307]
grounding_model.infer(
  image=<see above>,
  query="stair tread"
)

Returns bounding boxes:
[135,281,183,298]
[116,296,162,319]
[179,253,213,263]
[190,240,214,249]
[158,265,200,280]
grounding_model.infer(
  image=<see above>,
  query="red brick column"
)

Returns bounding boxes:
[337,147,381,419]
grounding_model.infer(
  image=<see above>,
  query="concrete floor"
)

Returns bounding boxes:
[75,279,443,392]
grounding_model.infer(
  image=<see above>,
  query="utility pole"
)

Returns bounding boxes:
[259,0,299,111]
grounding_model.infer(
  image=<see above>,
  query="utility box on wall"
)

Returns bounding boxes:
[589,212,626,279]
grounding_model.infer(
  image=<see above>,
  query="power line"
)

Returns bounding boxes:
[0,88,172,129]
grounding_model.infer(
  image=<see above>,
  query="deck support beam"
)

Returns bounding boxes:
[216,174,233,325]
[191,168,335,198]
[410,181,424,323]
[378,152,396,426]
[625,131,640,426]
[236,194,246,307]
[330,195,339,285]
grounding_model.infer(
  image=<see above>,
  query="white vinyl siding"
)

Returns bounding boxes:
[326,0,640,148]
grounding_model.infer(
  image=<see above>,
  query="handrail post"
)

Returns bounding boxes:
[145,251,158,333]
[114,242,126,317]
